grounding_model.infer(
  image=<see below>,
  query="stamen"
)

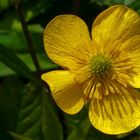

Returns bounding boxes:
[109,80,123,95]
[81,41,135,102]
[89,84,96,99]
[83,79,93,98]
[94,83,102,99]
[89,55,112,76]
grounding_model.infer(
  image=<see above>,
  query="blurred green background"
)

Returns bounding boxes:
[0,0,140,140]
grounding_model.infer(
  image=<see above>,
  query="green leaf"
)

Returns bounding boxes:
[22,0,52,21]
[0,0,10,10]
[0,30,27,53]
[9,132,32,140]
[0,76,23,140]
[64,106,88,135]
[90,0,124,6]
[66,118,90,140]
[134,126,140,135]
[116,132,133,139]
[18,53,58,72]
[0,43,34,79]
[85,126,114,140]
[128,0,140,14]
[66,111,114,140]
[124,0,135,5]
[0,25,44,53]
[42,90,63,140]
[0,0,51,30]
[65,105,89,140]
[0,53,58,77]
[0,62,15,77]
[15,83,63,140]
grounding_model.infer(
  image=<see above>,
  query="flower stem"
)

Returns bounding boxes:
[15,1,41,77]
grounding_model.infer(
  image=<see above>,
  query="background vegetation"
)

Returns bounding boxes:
[0,0,140,140]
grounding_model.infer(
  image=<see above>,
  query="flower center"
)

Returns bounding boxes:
[90,55,112,76]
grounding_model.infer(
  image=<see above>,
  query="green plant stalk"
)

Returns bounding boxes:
[14,1,50,90]
[15,2,41,78]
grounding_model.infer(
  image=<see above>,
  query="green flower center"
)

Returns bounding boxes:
[90,55,112,76]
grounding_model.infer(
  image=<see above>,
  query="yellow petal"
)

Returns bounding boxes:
[89,86,140,134]
[44,15,91,70]
[121,35,140,88]
[41,70,84,114]
[92,5,140,45]
[131,76,140,88]
[75,65,92,84]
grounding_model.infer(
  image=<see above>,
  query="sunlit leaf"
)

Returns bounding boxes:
[0,53,58,77]
[0,43,34,79]
[124,0,136,5]
[0,24,44,53]
[0,0,9,11]
[0,30,27,53]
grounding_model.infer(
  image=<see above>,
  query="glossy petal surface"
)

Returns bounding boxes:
[121,35,140,88]
[89,87,140,134]
[44,15,91,70]
[41,71,84,114]
[42,5,140,135]
[92,5,140,45]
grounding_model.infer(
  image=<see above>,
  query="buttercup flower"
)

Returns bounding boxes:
[41,5,140,134]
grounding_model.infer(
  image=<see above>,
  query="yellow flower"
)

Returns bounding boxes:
[41,5,140,134]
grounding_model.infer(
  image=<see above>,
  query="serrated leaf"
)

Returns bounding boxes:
[0,43,34,80]
[15,83,63,140]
